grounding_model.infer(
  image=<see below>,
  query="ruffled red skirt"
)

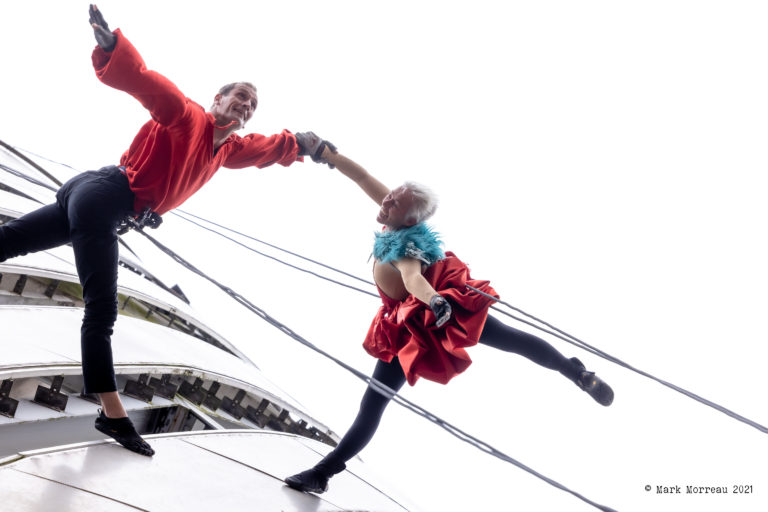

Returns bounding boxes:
[363,252,498,386]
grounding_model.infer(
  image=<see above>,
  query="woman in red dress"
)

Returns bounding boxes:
[285,148,614,494]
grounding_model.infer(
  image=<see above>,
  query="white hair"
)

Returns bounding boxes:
[401,181,439,224]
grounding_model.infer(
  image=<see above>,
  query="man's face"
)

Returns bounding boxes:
[211,85,258,130]
[377,186,417,229]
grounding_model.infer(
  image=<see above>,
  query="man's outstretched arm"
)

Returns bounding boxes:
[322,147,390,206]
[89,4,116,51]
[88,5,187,126]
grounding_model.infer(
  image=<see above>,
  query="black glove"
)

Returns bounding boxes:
[294,131,337,168]
[89,4,117,51]
[429,294,452,328]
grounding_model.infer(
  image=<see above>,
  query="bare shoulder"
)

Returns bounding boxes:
[391,257,423,275]
[373,260,409,301]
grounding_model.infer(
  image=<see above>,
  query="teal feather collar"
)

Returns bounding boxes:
[373,223,445,265]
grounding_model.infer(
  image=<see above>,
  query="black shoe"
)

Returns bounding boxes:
[94,409,155,456]
[576,371,614,407]
[285,468,329,494]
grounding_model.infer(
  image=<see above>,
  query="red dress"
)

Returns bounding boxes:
[363,252,498,386]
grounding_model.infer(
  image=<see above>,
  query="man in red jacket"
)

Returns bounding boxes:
[0,5,333,456]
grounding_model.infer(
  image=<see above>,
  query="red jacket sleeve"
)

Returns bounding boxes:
[92,29,187,126]
[223,130,302,169]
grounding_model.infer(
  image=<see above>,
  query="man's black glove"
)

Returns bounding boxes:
[429,294,452,328]
[89,4,117,51]
[294,131,337,168]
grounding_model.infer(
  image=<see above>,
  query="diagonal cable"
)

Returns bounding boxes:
[0,163,59,192]
[174,209,375,286]
[170,210,378,298]
[466,284,768,435]
[0,140,63,187]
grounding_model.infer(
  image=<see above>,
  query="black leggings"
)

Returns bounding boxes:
[316,314,579,474]
[0,166,135,393]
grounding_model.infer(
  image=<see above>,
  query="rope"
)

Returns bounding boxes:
[465,285,768,435]
[132,227,618,512]
[174,209,375,286]
[0,140,63,187]
[0,163,59,192]
[170,210,378,298]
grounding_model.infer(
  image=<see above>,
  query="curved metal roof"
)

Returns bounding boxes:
[0,306,311,418]
[0,430,413,512]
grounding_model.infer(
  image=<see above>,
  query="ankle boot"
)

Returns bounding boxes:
[285,467,330,493]
[285,459,346,494]
[569,358,614,406]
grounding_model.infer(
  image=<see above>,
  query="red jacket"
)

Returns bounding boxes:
[92,29,301,215]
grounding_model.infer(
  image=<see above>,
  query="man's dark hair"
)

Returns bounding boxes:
[218,82,257,96]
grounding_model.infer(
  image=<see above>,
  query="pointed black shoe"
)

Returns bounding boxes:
[284,468,329,494]
[576,370,614,407]
[95,409,155,456]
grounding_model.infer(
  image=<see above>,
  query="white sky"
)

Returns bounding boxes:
[2,1,767,511]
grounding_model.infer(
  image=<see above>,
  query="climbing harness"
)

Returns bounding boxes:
[117,207,163,235]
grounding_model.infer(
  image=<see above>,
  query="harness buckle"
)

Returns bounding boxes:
[117,207,163,235]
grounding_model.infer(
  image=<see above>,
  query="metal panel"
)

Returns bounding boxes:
[0,257,257,367]
[182,431,411,511]
[0,307,301,409]
[0,306,329,431]
[2,433,353,512]
[0,468,140,511]
[0,256,76,279]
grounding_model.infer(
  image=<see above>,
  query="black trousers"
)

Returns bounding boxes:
[315,314,580,475]
[0,166,135,393]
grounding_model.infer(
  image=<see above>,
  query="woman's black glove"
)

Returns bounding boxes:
[294,131,337,168]
[429,294,452,328]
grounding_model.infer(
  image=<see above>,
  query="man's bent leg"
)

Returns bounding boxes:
[0,203,70,262]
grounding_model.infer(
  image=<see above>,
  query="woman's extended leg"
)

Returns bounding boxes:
[479,314,579,377]
[479,314,613,405]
